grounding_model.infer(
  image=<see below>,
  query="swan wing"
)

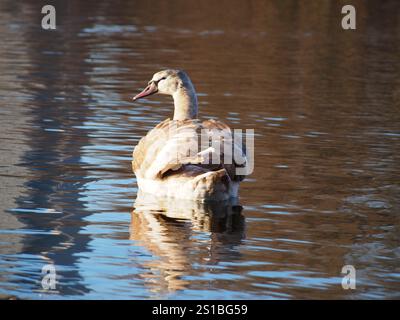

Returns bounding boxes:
[132,118,247,181]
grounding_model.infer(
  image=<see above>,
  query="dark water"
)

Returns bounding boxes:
[0,0,399,299]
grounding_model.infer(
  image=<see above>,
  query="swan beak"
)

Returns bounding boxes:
[132,81,158,101]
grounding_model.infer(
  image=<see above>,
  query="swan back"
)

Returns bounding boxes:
[132,118,247,200]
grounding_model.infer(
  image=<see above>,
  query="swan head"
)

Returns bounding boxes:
[133,69,192,101]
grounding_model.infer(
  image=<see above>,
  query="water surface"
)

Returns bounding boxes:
[0,0,399,299]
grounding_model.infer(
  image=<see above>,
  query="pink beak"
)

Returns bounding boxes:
[132,82,158,101]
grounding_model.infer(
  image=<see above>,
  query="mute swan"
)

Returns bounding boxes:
[132,69,247,201]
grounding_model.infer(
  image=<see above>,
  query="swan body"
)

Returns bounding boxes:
[132,70,247,201]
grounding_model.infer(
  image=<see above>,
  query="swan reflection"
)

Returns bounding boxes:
[130,191,246,295]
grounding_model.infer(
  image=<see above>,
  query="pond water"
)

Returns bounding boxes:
[0,0,399,299]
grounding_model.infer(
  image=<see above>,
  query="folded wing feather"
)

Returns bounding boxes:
[132,118,246,182]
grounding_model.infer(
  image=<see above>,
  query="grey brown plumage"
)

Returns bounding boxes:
[131,69,248,200]
[132,118,246,184]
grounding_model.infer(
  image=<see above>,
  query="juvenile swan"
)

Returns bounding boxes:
[132,69,247,201]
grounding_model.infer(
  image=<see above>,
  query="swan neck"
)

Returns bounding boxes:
[172,87,198,120]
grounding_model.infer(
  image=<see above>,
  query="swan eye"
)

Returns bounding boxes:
[153,77,167,86]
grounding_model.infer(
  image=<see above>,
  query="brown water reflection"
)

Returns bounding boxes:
[0,0,399,299]
[130,192,245,296]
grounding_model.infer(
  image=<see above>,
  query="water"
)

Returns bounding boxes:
[0,0,399,299]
